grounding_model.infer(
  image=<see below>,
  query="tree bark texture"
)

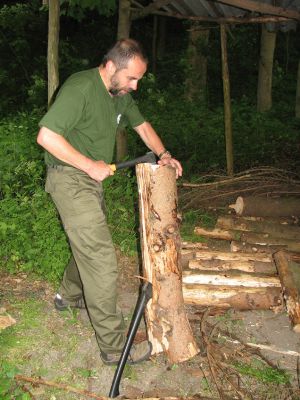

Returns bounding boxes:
[189,258,276,275]
[183,269,281,288]
[184,26,209,103]
[273,251,300,332]
[296,60,300,118]
[194,226,300,252]
[230,240,282,254]
[257,25,276,112]
[229,196,300,217]
[220,24,234,176]
[47,0,60,107]
[216,215,300,241]
[183,284,282,310]
[116,0,132,161]
[136,163,199,362]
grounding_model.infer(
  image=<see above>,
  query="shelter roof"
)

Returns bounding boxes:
[132,0,300,30]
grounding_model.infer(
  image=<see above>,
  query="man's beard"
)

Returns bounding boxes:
[109,73,132,96]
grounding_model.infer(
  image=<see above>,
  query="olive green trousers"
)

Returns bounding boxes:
[45,166,126,354]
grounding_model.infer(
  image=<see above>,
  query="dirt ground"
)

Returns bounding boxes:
[1,248,300,400]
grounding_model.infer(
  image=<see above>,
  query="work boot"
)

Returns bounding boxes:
[100,340,152,366]
[54,293,85,311]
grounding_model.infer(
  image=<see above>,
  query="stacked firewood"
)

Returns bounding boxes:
[181,195,300,332]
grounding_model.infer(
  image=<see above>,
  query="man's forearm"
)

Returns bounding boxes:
[134,121,166,156]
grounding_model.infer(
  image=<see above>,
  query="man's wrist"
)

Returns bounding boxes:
[158,149,172,159]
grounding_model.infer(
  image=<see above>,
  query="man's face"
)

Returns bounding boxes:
[109,56,147,96]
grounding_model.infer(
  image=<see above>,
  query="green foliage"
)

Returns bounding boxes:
[61,0,116,19]
[103,171,139,255]
[0,361,31,400]
[233,359,290,385]
[0,113,70,282]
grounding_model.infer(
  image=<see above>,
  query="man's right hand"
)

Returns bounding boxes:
[86,160,114,182]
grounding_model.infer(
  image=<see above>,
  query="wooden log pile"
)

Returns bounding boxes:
[180,195,300,330]
[181,245,283,311]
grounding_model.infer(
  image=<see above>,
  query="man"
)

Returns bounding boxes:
[37,39,182,365]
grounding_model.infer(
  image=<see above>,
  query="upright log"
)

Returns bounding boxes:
[136,163,199,362]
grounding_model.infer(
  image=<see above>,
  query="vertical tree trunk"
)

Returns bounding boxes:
[257,25,276,112]
[220,24,233,176]
[157,16,167,61]
[136,164,199,363]
[152,16,158,74]
[47,0,60,107]
[116,0,132,161]
[296,60,300,118]
[184,24,209,103]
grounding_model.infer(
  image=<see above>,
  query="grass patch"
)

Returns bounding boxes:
[233,359,290,385]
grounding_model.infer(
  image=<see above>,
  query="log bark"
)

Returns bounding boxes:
[216,215,300,241]
[273,251,300,332]
[220,23,234,176]
[194,227,300,252]
[182,269,281,288]
[257,25,276,112]
[229,196,300,217]
[230,240,281,254]
[181,241,208,250]
[195,249,272,262]
[189,259,276,275]
[136,163,199,362]
[47,0,60,107]
[182,284,282,310]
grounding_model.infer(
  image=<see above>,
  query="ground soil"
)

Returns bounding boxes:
[1,247,300,399]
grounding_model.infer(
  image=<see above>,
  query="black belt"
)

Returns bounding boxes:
[47,165,75,171]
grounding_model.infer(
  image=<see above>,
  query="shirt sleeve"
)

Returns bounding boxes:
[123,95,145,128]
[38,83,86,137]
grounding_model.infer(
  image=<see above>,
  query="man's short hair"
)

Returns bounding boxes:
[102,39,148,70]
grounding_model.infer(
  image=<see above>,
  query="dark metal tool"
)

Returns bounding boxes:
[109,151,157,172]
[108,282,153,398]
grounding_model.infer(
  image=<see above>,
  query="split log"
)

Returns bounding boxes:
[273,251,300,332]
[216,215,300,241]
[181,241,208,250]
[229,196,300,217]
[195,249,273,263]
[230,240,281,254]
[182,284,282,310]
[182,269,281,288]
[136,163,199,362]
[189,259,276,275]
[194,227,300,252]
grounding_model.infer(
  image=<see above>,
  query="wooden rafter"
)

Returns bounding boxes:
[132,8,293,23]
[215,0,300,20]
[132,0,300,21]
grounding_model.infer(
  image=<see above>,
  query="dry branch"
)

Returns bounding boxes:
[179,167,300,210]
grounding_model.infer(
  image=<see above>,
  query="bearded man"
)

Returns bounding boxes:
[37,38,182,365]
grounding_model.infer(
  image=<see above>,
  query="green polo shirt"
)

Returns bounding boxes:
[39,68,145,165]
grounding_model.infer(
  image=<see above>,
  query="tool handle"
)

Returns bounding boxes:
[108,282,152,398]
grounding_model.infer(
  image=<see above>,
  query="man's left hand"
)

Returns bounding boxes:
[157,157,183,179]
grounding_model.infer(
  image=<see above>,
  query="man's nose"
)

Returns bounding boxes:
[130,81,138,91]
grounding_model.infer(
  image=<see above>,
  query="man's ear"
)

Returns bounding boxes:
[106,60,117,76]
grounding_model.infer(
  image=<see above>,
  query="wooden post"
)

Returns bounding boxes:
[136,163,199,363]
[47,0,60,107]
[220,24,233,176]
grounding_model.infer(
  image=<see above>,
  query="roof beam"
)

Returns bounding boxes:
[146,9,294,23]
[133,0,174,19]
[214,0,300,20]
